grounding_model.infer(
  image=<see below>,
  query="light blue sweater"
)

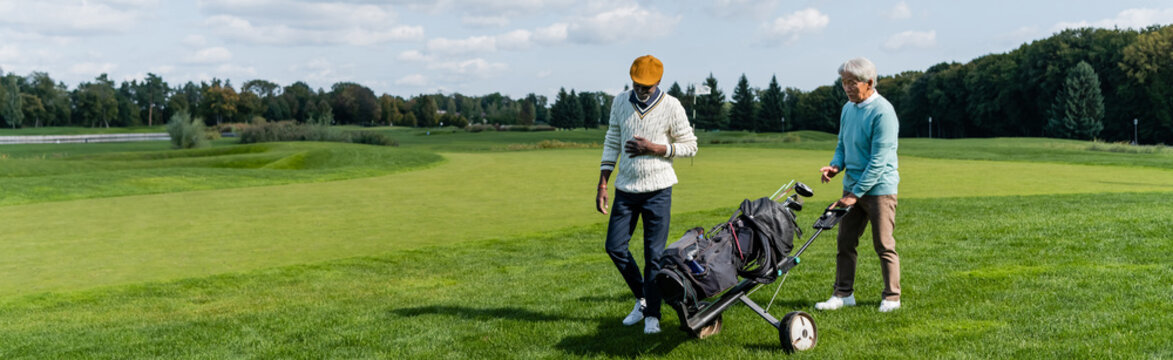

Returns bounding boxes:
[830,92,900,197]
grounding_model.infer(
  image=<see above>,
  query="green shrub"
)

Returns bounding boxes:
[502,140,599,151]
[346,131,398,146]
[440,113,470,128]
[498,125,556,132]
[166,112,210,149]
[239,121,395,146]
[465,124,497,133]
[1087,141,1168,154]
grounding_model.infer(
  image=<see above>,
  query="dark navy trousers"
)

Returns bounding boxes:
[605,187,671,319]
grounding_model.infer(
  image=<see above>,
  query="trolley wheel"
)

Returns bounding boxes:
[779,311,817,353]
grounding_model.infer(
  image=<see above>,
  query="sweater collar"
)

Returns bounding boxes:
[629,88,665,118]
[629,87,661,108]
[854,91,880,108]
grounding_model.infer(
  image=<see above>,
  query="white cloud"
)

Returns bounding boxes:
[187,47,233,64]
[533,23,569,44]
[289,58,347,86]
[427,36,498,55]
[462,15,509,28]
[1053,8,1173,32]
[413,5,669,59]
[70,62,118,75]
[396,74,429,87]
[183,35,208,47]
[150,65,176,74]
[427,58,508,80]
[0,0,155,36]
[883,30,937,51]
[710,0,780,21]
[762,8,830,44]
[422,27,546,56]
[407,0,576,18]
[496,30,534,51]
[199,1,424,46]
[398,50,434,62]
[565,5,681,44]
[536,70,552,78]
[885,1,912,20]
[215,64,257,78]
[0,44,19,62]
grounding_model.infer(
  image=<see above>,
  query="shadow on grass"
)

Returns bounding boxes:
[391,305,593,322]
[392,304,690,356]
[554,318,690,358]
[574,293,629,303]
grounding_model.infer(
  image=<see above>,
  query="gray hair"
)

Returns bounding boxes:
[838,57,877,84]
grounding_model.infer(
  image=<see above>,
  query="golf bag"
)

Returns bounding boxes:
[656,197,800,309]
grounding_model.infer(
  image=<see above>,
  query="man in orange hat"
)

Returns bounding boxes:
[596,54,698,334]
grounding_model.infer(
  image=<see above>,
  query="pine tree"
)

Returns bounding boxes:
[580,91,599,129]
[551,88,570,129]
[519,99,535,126]
[759,75,785,132]
[667,82,684,100]
[729,74,756,131]
[567,90,584,128]
[694,73,726,130]
[667,82,690,124]
[1047,61,1104,140]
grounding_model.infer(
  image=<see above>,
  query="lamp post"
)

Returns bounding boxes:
[928,116,932,139]
[1132,118,1138,145]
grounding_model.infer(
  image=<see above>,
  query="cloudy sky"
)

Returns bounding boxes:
[1,0,1172,99]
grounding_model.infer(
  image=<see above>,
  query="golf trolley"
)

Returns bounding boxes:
[654,181,850,353]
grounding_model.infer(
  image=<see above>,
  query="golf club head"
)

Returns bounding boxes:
[784,194,804,211]
[794,182,814,197]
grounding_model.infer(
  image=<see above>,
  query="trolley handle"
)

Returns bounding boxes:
[782,205,852,270]
[812,206,850,230]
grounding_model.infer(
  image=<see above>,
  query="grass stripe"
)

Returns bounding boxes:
[0,192,1168,359]
[2,147,1171,298]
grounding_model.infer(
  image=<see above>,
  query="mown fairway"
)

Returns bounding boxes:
[0,129,1170,359]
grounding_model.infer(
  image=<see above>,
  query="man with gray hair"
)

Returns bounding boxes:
[816,57,902,313]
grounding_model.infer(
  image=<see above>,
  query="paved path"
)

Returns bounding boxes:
[0,133,169,144]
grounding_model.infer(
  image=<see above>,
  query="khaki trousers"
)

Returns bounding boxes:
[833,192,900,301]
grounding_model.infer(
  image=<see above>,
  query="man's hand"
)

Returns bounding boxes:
[624,136,665,158]
[819,165,840,183]
[831,193,858,209]
[596,187,609,214]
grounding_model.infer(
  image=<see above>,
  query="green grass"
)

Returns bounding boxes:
[2,146,1170,297]
[0,129,1170,358]
[0,193,1168,359]
[0,139,180,158]
[715,135,1173,170]
[373,127,1173,170]
[0,141,442,206]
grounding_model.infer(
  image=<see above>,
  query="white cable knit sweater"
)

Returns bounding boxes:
[600,90,698,193]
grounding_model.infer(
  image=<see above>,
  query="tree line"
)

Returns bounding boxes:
[1,25,1169,143]
[0,71,554,130]
[545,25,1170,144]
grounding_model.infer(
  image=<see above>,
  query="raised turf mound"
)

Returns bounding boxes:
[0,142,443,206]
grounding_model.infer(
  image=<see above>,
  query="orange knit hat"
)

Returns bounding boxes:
[629,55,663,86]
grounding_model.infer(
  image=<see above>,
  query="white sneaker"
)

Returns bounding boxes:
[814,294,856,310]
[878,299,901,312]
[644,317,661,334]
[622,299,646,326]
